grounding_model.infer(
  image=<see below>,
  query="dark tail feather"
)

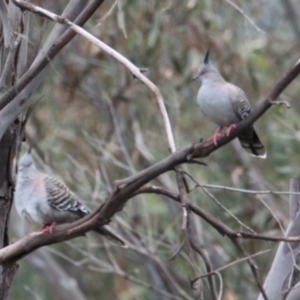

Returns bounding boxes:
[94,226,127,248]
[238,127,266,159]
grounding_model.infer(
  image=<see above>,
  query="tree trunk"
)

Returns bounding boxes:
[0,122,21,299]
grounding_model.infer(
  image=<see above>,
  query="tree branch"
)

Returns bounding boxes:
[135,186,300,243]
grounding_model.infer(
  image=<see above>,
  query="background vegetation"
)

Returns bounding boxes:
[8,0,300,299]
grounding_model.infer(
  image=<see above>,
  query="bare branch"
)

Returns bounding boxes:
[268,98,291,108]
[175,170,188,230]
[193,249,270,281]
[190,240,218,300]
[232,240,267,299]
[197,183,300,196]
[135,186,300,243]
[181,171,257,233]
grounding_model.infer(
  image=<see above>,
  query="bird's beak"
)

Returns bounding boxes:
[192,74,199,81]
[28,145,33,154]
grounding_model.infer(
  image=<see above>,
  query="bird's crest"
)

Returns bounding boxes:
[204,50,210,64]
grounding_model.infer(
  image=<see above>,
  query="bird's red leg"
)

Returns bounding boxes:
[40,222,56,234]
[225,124,236,136]
[207,127,222,145]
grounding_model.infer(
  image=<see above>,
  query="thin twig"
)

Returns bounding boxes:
[169,237,186,262]
[268,98,291,108]
[192,183,300,196]
[175,170,188,230]
[181,171,257,233]
[190,240,218,300]
[224,0,265,33]
[105,95,136,173]
[192,249,270,281]
[153,256,194,300]
[231,239,268,299]
[96,1,117,26]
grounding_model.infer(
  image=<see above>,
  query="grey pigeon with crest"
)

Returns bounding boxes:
[193,51,266,158]
[14,149,127,247]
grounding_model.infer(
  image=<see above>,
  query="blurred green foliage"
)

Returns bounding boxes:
[10,0,300,299]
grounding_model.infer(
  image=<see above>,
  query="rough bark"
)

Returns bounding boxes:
[0,124,20,300]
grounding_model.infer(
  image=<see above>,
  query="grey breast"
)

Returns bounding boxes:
[197,82,240,127]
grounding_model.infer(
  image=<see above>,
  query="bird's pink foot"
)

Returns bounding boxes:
[40,223,56,234]
[225,124,236,136]
[207,127,222,145]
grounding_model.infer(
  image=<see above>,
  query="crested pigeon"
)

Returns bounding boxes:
[193,51,266,158]
[14,149,127,247]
